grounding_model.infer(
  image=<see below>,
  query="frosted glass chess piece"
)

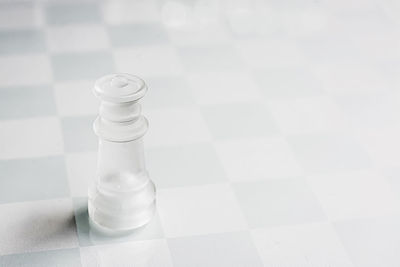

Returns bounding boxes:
[88,73,156,233]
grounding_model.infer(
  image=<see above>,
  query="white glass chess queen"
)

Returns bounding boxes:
[88,73,156,233]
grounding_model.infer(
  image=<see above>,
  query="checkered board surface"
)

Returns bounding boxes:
[1,0,400,266]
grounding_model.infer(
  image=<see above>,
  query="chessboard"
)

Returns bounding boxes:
[1,0,400,266]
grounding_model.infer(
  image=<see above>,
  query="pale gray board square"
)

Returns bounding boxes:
[0,156,69,204]
[233,178,326,228]
[45,2,101,25]
[381,167,400,198]
[296,33,364,64]
[61,116,98,153]
[0,248,81,267]
[142,76,196,109]
[146,143,226,188]
[51,52,114,81]
[0,29,46,54]
[177,45,244,72]
[0,85,56,119]
[334,216,400,267]
[287,134,371,174]
[108,23,169,47]
[201,102,279,139]
[168,231,263,267]
[334,93,398,129]
[73,198,164,246]
[253,68,324,98]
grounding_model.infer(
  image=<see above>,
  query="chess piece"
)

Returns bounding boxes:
[88,73,156,233]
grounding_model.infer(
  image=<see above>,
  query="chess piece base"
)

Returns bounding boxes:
[88,177,156,232]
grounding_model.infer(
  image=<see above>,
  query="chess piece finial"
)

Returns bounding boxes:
[88,73,156,233]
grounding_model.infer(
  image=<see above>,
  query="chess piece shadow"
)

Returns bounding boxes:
[12,204,78,253]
